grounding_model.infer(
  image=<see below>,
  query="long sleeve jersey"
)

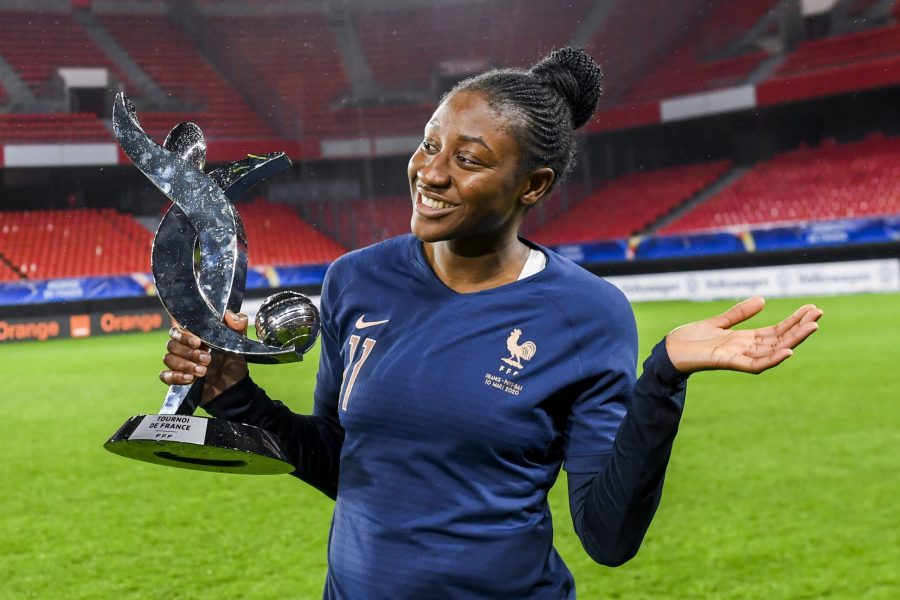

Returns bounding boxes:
[207,234,689,599]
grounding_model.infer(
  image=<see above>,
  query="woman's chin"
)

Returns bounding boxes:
[411,216,452,243]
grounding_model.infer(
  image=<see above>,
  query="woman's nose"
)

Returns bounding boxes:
[418,154,450,188]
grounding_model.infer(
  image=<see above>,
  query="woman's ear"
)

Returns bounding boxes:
[519,167,555,208]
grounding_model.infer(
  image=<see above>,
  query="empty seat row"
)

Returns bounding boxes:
[661,133,900,234]
[532,161,732,244]
[0,12,133,97]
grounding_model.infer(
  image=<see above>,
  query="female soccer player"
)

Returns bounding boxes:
[160,48,822,598]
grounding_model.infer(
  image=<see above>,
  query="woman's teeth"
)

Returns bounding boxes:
[421,195,452,210]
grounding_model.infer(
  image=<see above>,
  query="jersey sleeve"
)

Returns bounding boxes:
[311,259,345,438]
[567,339,689,565]
[203,260,347,499]
[562,287,639,474]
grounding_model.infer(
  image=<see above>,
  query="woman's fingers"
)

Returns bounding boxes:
[745,349,794,374]
[165,337,211,363]
[754,307,823,347]
[159,369,197,386]
[224,311,249,335]
[709,296,766,329]
[169,325,202,349]
[163,351,207,377]
[756,304,823,338]
[160,325,213,387]
[763,304,817,337]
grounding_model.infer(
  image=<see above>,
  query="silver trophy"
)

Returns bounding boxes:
[104,93,319,475]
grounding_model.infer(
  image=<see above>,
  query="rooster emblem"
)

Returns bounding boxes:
[502,329,537,369]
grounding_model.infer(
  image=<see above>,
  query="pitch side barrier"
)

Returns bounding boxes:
[1,234,898,343]
[0,286,321,345]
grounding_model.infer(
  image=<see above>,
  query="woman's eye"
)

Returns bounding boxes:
[457,154,478,166]
[421,141,437,152]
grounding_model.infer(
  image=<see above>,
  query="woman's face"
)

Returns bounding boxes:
[408,90,529,243]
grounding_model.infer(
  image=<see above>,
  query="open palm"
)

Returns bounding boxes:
[665,296,823,375]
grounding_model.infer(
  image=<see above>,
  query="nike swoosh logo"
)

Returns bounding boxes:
[355,315,389,329]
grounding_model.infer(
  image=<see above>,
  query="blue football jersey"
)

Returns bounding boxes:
[311,234,639,598]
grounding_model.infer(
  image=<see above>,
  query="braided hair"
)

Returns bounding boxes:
[449,47,603,196]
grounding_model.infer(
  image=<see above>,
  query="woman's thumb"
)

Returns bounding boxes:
[224,311,249,335]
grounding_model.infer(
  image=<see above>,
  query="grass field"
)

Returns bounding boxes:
[1,293,898,599]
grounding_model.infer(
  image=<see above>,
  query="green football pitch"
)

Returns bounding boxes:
[2,294,897,599]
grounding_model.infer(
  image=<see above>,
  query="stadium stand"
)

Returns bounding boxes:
[203,13,353,137]
[660,133,900,234]
[0,113,109,143]
[201,1,592,138]
[320,195,411,249]
[0,259,21,282]
[97,14,274,140]
[0,1,897,272]
[621,0,776,102]
[0,12,132,97]
[773,23,900,77]
[0,201,344,281]
[0,208,151,280]
[532,161,732,244]
[0,82,7,106]
[237,198,346,265]
[354,0,593,89]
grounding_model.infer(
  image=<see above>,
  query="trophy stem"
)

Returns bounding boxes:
[160,380,204,415]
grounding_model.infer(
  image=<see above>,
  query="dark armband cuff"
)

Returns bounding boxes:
[644,338,690,388]
[203,375,258,419]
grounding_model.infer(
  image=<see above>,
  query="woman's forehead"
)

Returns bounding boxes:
[427,91,516,151]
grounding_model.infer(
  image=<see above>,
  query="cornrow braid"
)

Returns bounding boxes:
[449,47,603,195]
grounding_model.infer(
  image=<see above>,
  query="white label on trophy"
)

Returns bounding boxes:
[128,415,208,445]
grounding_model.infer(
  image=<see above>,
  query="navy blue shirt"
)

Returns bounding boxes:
[207,234,689,598]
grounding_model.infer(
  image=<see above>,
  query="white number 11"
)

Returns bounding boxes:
[341,335,377,410]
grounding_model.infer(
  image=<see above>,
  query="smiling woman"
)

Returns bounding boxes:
[160,47,822,599]
[410,48,600,293]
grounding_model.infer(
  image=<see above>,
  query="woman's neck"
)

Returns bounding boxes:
[422,233,531,294]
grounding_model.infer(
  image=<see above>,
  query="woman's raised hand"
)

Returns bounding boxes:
[665,296,823,375]
[159,310,250,405]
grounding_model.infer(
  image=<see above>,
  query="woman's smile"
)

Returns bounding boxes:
[415,189,458,216]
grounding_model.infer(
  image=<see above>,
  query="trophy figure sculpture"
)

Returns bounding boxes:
[104,93,319,475]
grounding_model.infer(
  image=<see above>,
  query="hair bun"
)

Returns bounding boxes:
[530,47,603,129]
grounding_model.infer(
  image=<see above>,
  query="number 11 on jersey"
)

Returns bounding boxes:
[341,335,377,410]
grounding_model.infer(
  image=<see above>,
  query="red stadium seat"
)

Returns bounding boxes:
[98,14,275,141]
[0,208,153,280]
[236,198,346,266]
[661,134,900,234]
[532,161,732,244]
[0,113,109,144]
[0,12,134,97]
[774,23,900,77]
[612,0,777,103]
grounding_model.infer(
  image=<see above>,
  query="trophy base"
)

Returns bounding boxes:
[104,415,294,475]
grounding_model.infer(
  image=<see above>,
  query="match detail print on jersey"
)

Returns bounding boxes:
[355,315,390,329]
[483,329,536,397]
[341,335,377,410]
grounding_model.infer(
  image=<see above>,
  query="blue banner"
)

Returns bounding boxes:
[0,275,149,306]
[275,264,330,287]
[550,240,627,263]
[753,218,898,252]
[636,232,745,260]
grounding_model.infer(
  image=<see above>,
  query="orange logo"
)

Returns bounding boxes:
[70,314,91,338]
[100,312,164,333]
[0,320,60,342]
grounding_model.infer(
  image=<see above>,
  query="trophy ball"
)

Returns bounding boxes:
[163,122,207,170]
[255,291,320,355]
